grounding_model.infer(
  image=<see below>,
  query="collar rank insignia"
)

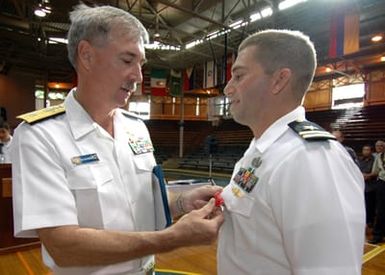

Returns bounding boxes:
[232,167,259,193]
[288,120,336,141]
[17,104,65,124]
[128,133,154,155]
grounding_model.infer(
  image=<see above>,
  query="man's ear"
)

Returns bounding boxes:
[77,40,94,71]
[271,68,292,95]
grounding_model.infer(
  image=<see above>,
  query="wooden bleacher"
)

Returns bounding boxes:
[146,120,213,161]
[307,105,385,150]
[145,104,384,172]
[0,164,40,254]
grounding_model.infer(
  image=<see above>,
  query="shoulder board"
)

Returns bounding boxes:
[17,104,65,124]
[288,120,336,141]
[121,110,142,121]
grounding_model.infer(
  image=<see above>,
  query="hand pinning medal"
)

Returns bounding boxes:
[214,191,224,207]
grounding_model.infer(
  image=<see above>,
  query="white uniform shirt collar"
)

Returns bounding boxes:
[249,106,305,155]
[65,89,100,140]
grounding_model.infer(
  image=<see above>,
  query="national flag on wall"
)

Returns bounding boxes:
[169,69,182,96]
[204,60,217,88]
[150,69,168,96]
[226,53,235,83]
[183,67,194,91]
[329,12,360,58]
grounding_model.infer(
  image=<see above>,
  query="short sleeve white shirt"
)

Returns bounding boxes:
[12,90,157,275]
[218,106,365,275]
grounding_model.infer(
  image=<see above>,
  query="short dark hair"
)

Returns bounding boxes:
[239,29,317,99]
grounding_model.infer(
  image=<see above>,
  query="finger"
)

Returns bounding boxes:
[196,198,216,218]
[210,211,224,226]
[204,185,223,195]
[197,186,223,201]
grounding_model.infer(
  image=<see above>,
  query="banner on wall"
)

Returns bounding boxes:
[169,69,182,97]
[151,69,168,96]
[329,12,360,58]
[203,60,217,89]
[183,67,194,91]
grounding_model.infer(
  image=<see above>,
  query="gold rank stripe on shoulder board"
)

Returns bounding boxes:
[288,120,336,141]
[17,104,65,124]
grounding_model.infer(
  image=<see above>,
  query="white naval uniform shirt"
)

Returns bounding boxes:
[12,90,157,275]
[218,106,365,275]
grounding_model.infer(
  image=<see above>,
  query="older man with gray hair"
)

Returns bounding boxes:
[12,4,223,275]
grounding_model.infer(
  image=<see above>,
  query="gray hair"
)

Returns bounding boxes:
[67,3,149,69]
[239,29,317,98]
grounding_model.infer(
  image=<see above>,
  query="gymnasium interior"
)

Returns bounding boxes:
[1,0,385,274]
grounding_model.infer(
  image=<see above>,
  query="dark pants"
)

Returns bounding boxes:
[365,188,377,226]
[373,179,385,238]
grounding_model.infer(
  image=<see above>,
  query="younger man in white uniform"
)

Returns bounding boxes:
[218,30,365,275]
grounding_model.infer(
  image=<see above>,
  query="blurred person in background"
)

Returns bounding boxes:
[358,144,376,228]
[0,120,12,163]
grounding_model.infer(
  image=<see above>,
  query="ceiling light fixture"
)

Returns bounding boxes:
[34,0,52,18]
[34,8,46,17]
[371,35,383,42]
[381,56,385,62]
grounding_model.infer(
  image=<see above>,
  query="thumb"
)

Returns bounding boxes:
[196,198,215,218]
[193,199,207,209]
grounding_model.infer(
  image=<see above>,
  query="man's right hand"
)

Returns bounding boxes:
[166,198,224,247]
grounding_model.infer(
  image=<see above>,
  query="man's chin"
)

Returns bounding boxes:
[113,100,126,109]
[231,112,248,126]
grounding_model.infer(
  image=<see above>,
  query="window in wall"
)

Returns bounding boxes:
[35,85,68,110]
[332,83,365,109]
[216,96,230,117]
[35,88,45,110]
[128,101,150,120]
[208,96,231,120]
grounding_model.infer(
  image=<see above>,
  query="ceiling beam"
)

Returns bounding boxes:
[142,0,183,44]
[193,0,205,12]
[224,0,242,22]
[10,0,25,18]
[157,0,230,29]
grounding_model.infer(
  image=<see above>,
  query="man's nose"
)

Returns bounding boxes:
[131,63,143,83]
[223,82,234,96]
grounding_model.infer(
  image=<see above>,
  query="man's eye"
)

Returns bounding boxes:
[122,59,132,64]
[233,74,242,80]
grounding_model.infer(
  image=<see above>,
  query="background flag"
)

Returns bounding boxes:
[226,53,234,83]
[151,69,168,96]
[203,60,217,88]
[329,12,360,58]
[183,67,194,91]
[169,69,182,96]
